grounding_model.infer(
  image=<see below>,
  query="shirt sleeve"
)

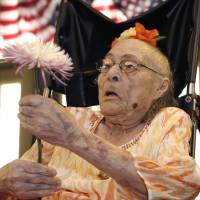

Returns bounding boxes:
[134,109,200,200]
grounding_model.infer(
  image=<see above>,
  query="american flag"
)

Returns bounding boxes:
[0,0,61,51]
[0,0,166,51]
[91,0,167,23]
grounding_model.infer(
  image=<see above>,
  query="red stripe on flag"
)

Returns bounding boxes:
[0,5,19,11]
[94,4,116,11]
[112,17,124,23]
[44,32,55,42]
[0,0,39,11]
[0,0,53,26]
[0,0,49,12]
[27,24,49,34]
[21,0,52,21]
[0,19,20,25]
[19,0,39,7]
[2,24,49,39]
[3,31,21,40]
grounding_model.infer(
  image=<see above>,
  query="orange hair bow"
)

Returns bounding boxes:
[112,22,161,47]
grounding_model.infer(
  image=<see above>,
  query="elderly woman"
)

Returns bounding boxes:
[0,27,200,200]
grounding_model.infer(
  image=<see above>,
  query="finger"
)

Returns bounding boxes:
[18,113,43,128]
[19,120,53,142]
[19,95,45,107]
[14,182,61,191]
[19,106,58,125]
[19,106,51,119]
[21,174,61,186]
[19,106,37,118]
[19,114,63,139]
[15,189,59,199]
[21,162,57,177]
[19,114,50,134]
[19,119,40,135]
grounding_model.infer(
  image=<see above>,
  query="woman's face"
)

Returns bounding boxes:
[98,39,168,121]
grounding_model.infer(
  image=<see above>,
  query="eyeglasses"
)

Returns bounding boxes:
[97,59,164,77]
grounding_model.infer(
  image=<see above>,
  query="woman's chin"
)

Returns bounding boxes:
[100,103,123,116]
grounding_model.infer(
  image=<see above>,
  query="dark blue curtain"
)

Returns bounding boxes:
[51,0,198,107]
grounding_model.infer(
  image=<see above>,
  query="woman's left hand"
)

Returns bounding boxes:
[18,95,80,148]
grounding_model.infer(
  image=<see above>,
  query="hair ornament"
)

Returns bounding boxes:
[112,22,165,47]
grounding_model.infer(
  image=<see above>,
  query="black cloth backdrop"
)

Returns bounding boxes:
[50,0,197,107]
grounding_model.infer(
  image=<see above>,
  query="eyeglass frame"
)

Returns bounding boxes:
[97,57,164,77]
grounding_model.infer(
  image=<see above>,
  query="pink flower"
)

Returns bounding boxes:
[2,40,73,87]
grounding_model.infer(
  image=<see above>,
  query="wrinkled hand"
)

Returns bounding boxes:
[0,160,61,199]
[18,95,80,148]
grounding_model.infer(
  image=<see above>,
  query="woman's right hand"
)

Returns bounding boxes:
[0,159,61,199]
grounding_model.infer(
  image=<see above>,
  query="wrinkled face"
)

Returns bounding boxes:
[98,39,169,121]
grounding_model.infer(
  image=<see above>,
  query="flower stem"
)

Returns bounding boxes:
[34,68,43,164]
[37,139,43,163]
[34,68,42,200]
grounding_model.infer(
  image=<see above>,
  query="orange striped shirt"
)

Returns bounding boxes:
[18,106,200,200]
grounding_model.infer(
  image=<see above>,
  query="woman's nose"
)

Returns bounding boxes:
[107,65,121,82]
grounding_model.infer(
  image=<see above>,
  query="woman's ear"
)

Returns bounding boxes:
[154,77,170,99]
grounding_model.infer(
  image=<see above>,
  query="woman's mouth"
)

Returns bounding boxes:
[104,90,120,99]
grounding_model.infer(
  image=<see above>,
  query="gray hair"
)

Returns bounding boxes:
[145,48,177,121]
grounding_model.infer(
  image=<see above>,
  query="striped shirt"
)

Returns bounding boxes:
[15,106,200,200]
